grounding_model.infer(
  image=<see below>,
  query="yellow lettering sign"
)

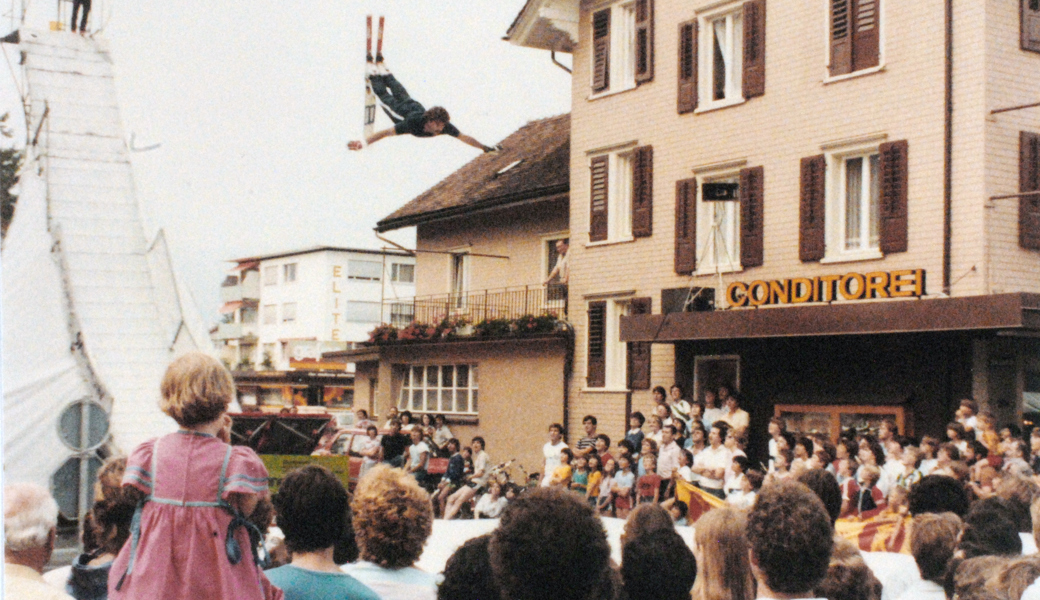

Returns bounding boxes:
[725,269,926,307]
[333,265,342,278]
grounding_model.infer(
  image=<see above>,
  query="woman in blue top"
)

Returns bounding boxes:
[266,466,380,600]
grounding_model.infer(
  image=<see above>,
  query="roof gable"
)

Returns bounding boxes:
[377,114,570,232]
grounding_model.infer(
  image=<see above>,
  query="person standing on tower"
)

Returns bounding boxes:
[70,0,91,35]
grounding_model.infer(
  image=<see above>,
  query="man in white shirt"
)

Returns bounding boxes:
[693,423,734,499]
[657,425,682,481]
[894,512,960,600]
[746,480,833,600]
[4,483,75,600]
[541,423,569,487]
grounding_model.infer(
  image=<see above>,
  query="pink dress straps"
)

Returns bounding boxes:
[109,431,282,600]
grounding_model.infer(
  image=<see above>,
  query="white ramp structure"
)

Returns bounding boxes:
[2,29,212,521]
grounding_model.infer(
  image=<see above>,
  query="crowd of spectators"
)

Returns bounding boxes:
[12,359,1040,600]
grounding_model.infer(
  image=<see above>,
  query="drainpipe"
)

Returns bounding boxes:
[942,0,954,294]
[561,321,574,436]
[551,50,573,74]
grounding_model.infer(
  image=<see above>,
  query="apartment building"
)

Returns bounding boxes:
[508,0,1040,445]
[214,247,416,371]
[335,115,573,471]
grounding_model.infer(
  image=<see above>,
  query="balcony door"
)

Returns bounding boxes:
[449,252,469,311]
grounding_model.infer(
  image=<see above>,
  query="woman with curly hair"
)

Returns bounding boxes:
[343,465,438,600]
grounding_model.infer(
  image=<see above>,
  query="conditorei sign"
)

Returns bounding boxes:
[726,269,926,307]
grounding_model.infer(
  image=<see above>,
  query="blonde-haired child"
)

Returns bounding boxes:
[109,352,281,600]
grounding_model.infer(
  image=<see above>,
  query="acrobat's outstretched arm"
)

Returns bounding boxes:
[348,127,396,151]
[458,134,500,153]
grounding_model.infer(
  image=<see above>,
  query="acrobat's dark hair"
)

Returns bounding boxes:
[489,487,611,600]
[274,465,351,555]
[423,106,450,124]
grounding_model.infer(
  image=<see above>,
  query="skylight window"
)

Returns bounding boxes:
[496,160,523,175]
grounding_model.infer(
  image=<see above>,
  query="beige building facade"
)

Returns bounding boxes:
[337,115,576,473]
[508,0,1040,450]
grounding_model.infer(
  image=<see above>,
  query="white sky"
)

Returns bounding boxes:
[0,0,572,323]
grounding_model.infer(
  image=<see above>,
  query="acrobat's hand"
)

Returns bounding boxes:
[348,140,364,151]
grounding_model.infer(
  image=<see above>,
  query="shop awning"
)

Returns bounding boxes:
[232,260,259,272]
[219,300,256,314]
[620,293,1040,342]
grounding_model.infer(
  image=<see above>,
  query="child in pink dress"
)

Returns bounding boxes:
[109,352,282,600]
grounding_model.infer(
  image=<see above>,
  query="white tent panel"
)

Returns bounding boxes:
[3,29,215,470]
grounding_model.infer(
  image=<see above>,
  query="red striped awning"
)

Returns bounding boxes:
[232,260,259,272]
[220,301,245,314]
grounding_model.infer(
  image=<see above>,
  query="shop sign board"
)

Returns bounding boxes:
[726,269,926,308]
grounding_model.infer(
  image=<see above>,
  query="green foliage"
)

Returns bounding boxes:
[0,113,22,240]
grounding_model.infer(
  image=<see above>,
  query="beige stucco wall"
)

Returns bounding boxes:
[562,0,1038,436]
[361,337,569,478]
[414,199,569,297]
[985,0,1040,293]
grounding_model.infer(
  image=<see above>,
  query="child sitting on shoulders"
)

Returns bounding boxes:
[636,454,662,504]
[570,455,590,495]
[896,446,923,489]
[549,448,573,488]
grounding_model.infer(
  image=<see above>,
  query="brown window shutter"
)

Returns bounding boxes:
[879,140,909,254]
[852,0,880,72]
[1024,0,1040,53]
[677,21,698,114]
[742,0,766,98]
[635,0,655,84]
[829,0,853,76]
[675,178,697,274]
[590,155,610,242]
[800,155,826,262]
[593,9,611,92]
[626,297,652,390]
[740,166,764,268]
[1020,131,1040,249]
[632,145,654,237]
[587,301,607,388]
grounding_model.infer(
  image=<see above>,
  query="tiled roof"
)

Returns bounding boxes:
[376,114,569,232]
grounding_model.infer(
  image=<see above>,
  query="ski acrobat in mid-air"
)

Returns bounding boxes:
[348,16,501,153]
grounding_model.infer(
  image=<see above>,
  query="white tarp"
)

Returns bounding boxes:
[3,29,211,494]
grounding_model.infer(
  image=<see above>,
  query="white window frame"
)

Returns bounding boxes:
[696,2,745,112]
[823,142,883,263]
[281,302,297,323]
[589,1,638,98]
[283,263,297,283]
[586,297,633,392]
[821,0,887,84]
[587,149,635,245]
[448,251,470,304]
[347,300,382,323]
[397,364,479,416]
[541,232,571,280]
[263,265,278,286]
[348,260,383,281]
[694,170,742,276]
[391,263,415,283]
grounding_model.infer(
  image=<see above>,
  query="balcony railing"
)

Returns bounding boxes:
[385,284,566,327]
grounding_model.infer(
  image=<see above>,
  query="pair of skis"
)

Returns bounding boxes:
[362,15,385,143]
